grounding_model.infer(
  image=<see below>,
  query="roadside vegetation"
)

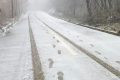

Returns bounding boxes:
[46,0,120,34]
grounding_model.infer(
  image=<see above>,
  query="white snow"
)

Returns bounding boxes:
[36,12,120,72]
[0,16,33,80]
[29,13,120,80]
[0,11,120,80]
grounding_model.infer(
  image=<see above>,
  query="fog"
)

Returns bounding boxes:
[28,0,52,11]
[29,0,120,23]
[1,0,120,32]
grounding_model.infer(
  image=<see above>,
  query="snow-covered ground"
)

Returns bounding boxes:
[35,12,120,75]
[0,11,120,80]
[0,16,33,80]
[29,12,120,80]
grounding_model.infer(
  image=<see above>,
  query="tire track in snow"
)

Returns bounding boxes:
[28,16,44,80]
[36,17,120,78]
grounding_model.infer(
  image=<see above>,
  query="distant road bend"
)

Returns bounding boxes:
[28,12,120,80]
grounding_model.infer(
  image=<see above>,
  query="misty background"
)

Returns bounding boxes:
[1,0,120,32]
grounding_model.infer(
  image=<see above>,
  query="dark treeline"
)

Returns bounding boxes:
[0,0,27,26]
[48,0,120,24]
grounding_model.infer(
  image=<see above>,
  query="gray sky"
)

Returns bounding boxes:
[28,0,51,11]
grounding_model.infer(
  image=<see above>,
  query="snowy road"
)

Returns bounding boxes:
[28,12,120,80]
[0,12,120,80]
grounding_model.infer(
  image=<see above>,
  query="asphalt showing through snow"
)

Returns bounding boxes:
[28,16,44,80]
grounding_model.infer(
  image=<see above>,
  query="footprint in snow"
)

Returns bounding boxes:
[95,51,101,55]
[53,36,55,39]
[57,40,60,43]
[58,50,61,55]
[53,44,56,48]
[57,71,64,80]
[104,57,108,60]
[90,44,94,47]
[48,58,54,68]
[77,36,79,38]
[116,61,120,64]
[79,40,83,42]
